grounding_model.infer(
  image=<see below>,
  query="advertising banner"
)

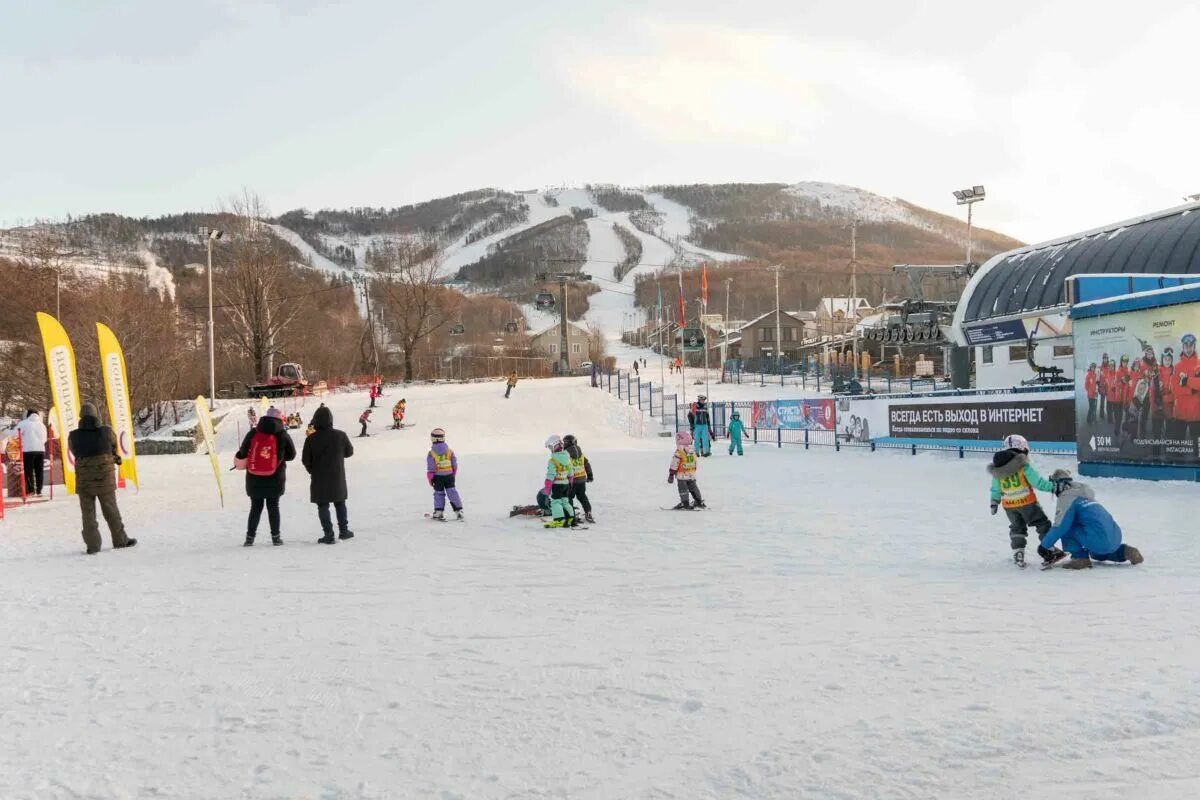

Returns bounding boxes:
[1073,302,1200,464]
[887,398,1074,441]
[36,312,81,495]
[194,396,225,507]
[96,323,139,488]
[751,399,835,431]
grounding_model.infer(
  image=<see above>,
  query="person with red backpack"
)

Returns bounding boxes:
[234,406,296,547]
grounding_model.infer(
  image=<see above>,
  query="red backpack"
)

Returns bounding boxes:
[247,431,279,476]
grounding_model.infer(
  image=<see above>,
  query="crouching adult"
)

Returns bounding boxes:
[1040,470,1143,569]
[68,403,135,554]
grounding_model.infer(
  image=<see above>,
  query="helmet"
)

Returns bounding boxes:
[1183,334,1197,346]
[1002,434,1029,452]
[562,434,577,448]
[266,406,284,420]
[1049,468,1073,496]
[430,427,446,442]
[545,434,563,451]
[675,430,693,447]
[697,395,708,403]
[731,410,740,418]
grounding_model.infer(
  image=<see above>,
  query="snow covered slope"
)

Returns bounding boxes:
[785,180,932,228]
[0,378,1194,799]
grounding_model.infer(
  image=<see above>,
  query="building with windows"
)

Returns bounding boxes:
[529,321,591,370]
[816,297,873,336]
[952,200,1200,388]
[739,309,810,363]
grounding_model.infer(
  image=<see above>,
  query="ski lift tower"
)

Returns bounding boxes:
[538,263,593,375]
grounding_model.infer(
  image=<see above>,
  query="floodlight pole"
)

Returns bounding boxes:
[965,201,974,267]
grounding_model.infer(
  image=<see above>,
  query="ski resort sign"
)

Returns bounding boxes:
[887,397,1073,442]
[751,399,835,431]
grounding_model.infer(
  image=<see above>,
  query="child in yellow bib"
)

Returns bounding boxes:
[986,434,1064,568]
[668,430,704,510]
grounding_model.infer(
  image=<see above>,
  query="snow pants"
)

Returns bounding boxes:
[317,500,349,534]
[677,478,703,506]
[568,480,592,514]
[23,452,44,495]
[1004,503,1051,551]
[694,424,711,456]
[359,422,368,437]
[1059,535,1128,562]
[728,436,743,456]
[432,474,462,511]
[550,483,573,521]
[79,492,129,552]
[1086,398,1097,426]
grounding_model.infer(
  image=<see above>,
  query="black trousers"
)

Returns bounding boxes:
[359,422,368,437]
[569,481,592,513]
[1086,398,1097,426]
[23,452,45,495]
[247,496,281,536]
[317,501,349,533]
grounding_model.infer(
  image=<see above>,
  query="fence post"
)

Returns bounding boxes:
[778,428,782,448]
[835,434,840,451]
[871,441,876,452]
[959,446,965,459]
[911,443,917,456]
[753,427,758,444]
[804,428,809,450]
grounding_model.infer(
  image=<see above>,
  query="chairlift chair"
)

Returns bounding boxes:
[535,292,556,310]
[450,323,466,336]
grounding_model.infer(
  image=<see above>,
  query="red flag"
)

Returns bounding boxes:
[700,264,709,307]
[677,271,686,324]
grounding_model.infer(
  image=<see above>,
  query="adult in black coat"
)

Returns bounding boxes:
[235,411,296,546]
[301,405,355,544]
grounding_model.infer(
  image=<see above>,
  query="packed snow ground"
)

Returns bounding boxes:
[2,379,1198,799]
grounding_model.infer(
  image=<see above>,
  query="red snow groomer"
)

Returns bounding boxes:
[247,362,309,398]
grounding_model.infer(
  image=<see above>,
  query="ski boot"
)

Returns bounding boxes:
[694,501,707,509]
[339,529,355,540]
[1013,550,1026,568]
[584,512,596,524]
[243,534,255,547]
[431,510,445,521]
[318,532,337,545]
[114,539,137,549]
[673,502,693,510]
[543,518,567,529]
[1038,546,1068,568]
[271,533,283,546]
[455,510,465,521]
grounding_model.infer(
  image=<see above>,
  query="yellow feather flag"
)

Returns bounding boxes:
[259,395,269,414]
[96,323,139,488]
[194,395,224,507]
[36,312,82,495]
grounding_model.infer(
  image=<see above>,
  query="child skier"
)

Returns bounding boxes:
[728,409,746,456]
[1040,470,1144,569]
[563,433,595,524]
[986,434,1065,568]
[543,434,575,528]
[505,372,519,399]
[426,427,464,520]
[392,398,406,430]
[668,430,705,509]
[357,408,372,438]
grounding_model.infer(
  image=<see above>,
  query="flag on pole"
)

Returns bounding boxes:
[194,395,224,507]
[677,271,686,325]
[96,323,139,488]
[36,312,81,495]
[701,264,709,307]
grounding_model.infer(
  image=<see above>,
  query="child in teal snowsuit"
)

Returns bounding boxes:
[543,434,575,528]
[728,410,746,456]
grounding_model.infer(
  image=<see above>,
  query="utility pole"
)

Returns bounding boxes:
[768,265,783,374]
[358,273,379,375]
[558,275,569,375]
[723,277,732,382]
[677,267,687,403]
[850,219,859,379]
[198,226,224,403]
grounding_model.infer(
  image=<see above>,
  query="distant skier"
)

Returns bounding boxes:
[688,396,712,457]
[668,430,704,510]
[542,434,575,528]
[301,405,355,544]
[368,384,378,409]
[392,398,406,430]
[426,427,463,521]
[1040,470,1143,569]
[986,434,1065,568]
[505,371,519,399]
[247,407,257,429]
[633,360,640,376]
[358,409,372,438]
[727,409,746,456]
[563,434,595,524]
[15,409,47,496]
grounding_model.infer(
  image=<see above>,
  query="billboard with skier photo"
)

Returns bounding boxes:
[750,399,835,431]
[1073,302,1200,464]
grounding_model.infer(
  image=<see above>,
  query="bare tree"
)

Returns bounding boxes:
[369,238,460,381]
[216,193,308,382]
[18,222,85,318]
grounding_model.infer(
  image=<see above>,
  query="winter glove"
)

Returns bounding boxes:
[426,471,434,486]
[586,476,593,483]
[990,502,999,516]
[544,479,553,494]
[114,455,123,465]
[668,471,676,484]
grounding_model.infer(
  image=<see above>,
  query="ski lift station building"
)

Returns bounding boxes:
[952,200,1200,388]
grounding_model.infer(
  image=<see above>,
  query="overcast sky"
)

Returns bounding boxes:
[2,0,1197,242]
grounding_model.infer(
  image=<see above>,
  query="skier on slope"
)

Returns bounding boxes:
[426,427,464,521]
[688,395,712,457]
[357,409,372,438]
[1040,470,1143,569]
[727,409,746,456]
[392,398,406,430]
[563,433,595,524]
[668,430,705,510]
[542,434,576,528]
[986,434,1066,568]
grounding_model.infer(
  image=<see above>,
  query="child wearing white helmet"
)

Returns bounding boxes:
[986,433,1064,568]
[668,429,705,510]
[426,427,463,521]
[543,434,576,528]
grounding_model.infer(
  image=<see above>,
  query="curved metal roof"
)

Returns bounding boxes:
[955,202,1200,329]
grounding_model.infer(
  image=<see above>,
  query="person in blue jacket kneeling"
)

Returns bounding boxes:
[1041,470,1144,570]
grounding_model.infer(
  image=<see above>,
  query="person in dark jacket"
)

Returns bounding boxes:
[68,402,135,554]
[301,405,355,544]
[235,407,296,546]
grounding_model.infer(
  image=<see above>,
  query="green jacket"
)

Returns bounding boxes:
[729,419,746,441]
[546,451,572,484]
[987,452,1053,505]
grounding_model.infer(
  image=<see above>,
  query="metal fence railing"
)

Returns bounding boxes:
[594,367,1077,458]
